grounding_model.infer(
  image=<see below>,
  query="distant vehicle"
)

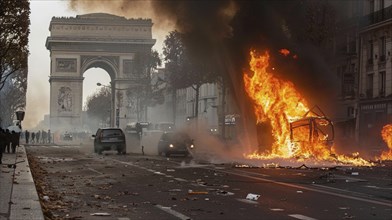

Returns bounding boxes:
[125,122,151,135]
[154,122,175,132]
[92,128,126,155]
[63,133,73,141]
[158,131,194,157]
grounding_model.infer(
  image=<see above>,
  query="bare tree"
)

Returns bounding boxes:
[0,0,30,90]
[133,49,162,121]
[85,87,111,129]
[0,69,27,127]
[163,31,218,121]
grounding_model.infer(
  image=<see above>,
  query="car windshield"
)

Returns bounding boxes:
[102,129,123,137]
[165,132,191,142]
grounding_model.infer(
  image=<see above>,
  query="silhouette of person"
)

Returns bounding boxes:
[25,130,30,144]
[11,131,20,153]
[31,132,36,144]
[47,129,51,143]
[36,130,41,144]
[0,129,5,164]
[5,129,11,153]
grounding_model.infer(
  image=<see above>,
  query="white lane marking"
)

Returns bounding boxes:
[88,168,103,175]
[233,169,270,177]
[109,159,189,183]
[364,185,392,190]
[174,177,187,182]
[207,168,392,207]
[114,158,391,207]
[334,174,367,182]
[288,214,317,220]
[236,198,258,204]
[155,204,191,220]
[270,208,284,211]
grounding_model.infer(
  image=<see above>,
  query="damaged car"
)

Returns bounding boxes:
[158,131,194,157]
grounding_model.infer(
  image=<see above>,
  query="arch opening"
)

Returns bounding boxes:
[82,68,112,131]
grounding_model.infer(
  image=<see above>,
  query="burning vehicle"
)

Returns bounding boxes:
[244,50,371,166]
[289,105,334,158]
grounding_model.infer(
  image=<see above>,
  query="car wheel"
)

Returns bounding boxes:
[117,145,126,155]
[96,147,102,155]
[117,149,126,155]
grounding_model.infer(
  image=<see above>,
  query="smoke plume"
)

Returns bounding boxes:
[68,0,344,153]
[68,0,341,108]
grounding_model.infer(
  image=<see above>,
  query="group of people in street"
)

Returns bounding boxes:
[0,127,20,164]
[23,129,51,144]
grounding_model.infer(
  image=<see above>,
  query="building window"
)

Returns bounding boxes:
[369,0,375,13]
[366,73,374,98]
[347,106,355,117]
[348,34,356,53]
[379,36,386,62]
[379,71,386,96]
[367,40,374,65]
[379,0,384,10]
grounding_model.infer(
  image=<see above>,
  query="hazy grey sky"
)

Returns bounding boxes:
[25,0,166,129]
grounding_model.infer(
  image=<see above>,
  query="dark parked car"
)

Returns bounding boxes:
[158,131,194,157]
[92,128,126,155]
[63,133,73,141]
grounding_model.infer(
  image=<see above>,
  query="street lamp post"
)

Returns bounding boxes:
[97,82,129,128]
[15,110,25,130]
[97,83,116,127]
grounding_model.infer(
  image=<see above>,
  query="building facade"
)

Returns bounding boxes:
[357,0,392,150]
[333,0,391,152]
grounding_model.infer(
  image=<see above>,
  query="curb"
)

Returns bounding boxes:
[10,146,44,220]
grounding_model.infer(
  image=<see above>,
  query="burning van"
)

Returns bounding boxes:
[289,106,334,155]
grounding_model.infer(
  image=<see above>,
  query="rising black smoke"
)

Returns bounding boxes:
[69,0,343,123]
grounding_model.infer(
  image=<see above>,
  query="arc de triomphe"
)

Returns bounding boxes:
[46,13,156,131]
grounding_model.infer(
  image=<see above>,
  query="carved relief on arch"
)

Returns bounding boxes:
[56,58,77,72]
[58,87,73,112]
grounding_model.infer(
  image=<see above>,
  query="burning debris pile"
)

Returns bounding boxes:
[243,50,372,166]
[380,124,392,161]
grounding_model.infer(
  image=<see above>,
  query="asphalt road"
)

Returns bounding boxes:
[25,144,392,220]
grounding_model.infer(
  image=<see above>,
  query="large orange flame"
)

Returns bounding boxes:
[380,124,392,160]
[243,50,371,166]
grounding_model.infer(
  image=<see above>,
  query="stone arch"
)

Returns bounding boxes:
[80,56,118,80]
[46,13,156,132]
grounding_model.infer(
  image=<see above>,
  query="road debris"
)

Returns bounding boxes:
[188,190,208,195]
[216,190,234,196]
[168,189,182,192]
[90,212,111,216]
[246,193,260,201]
[237,198,259,204]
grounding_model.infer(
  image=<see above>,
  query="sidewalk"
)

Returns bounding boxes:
[0,146,44,220]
